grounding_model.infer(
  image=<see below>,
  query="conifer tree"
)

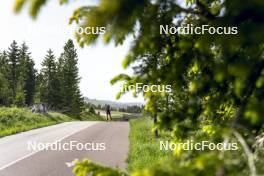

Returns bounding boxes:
[19,43,36,106]
[39,49,58,108]
[54,54,66,109]
[7,41,21,103]
[0,51,12,105]
[61,39,83,115]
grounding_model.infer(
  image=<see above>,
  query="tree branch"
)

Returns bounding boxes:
[196,0,216,20]
[232,130,257,176]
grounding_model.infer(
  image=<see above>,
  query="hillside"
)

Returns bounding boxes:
[84,97,144,109]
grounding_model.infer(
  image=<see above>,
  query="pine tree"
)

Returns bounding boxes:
[7,41,20,101]
[0,51,12,105]
[39,49,58,108]
[0,51,8,74]
[55,54,66,109]
[34,72,43,104]
[19,43,36,106]
[61,39,83,115]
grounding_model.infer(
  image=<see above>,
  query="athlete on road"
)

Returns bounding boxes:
[106,105,112,121]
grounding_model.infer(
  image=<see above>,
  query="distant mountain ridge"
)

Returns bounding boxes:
[84,97,144,109]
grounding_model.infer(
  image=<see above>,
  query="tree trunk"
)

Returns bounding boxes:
[153,112,159,138]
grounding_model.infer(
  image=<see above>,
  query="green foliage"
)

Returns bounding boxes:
[14,90,25,107]
[13,0,264,175]
[73,159,127,176]
[38,40,84,116]
[0,41,37,107]
[83,103,97,115]
[13,0,26,13]
[14,0,48,19]
[88,106,96,114]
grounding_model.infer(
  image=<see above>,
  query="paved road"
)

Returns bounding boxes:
[0,122,129,176]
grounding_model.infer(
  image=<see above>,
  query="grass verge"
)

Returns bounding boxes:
[127,117,171,173]
[0,107,103,137]
[82,113,105,121]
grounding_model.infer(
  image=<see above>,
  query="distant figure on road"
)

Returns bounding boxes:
[106,104,112,121]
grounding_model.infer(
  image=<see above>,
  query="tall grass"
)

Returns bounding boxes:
[127,117,171,173]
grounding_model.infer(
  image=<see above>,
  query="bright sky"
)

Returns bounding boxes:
[0,0,144,103]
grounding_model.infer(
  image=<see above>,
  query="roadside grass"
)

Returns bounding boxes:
[81,113,105,121]
[127,117,171,173]
[0,107,103,137]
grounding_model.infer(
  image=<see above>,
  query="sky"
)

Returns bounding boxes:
[0,0,144,103]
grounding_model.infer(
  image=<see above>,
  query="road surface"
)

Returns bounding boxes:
[0,121,129,176]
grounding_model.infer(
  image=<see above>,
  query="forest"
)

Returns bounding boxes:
[0,39,83,116]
